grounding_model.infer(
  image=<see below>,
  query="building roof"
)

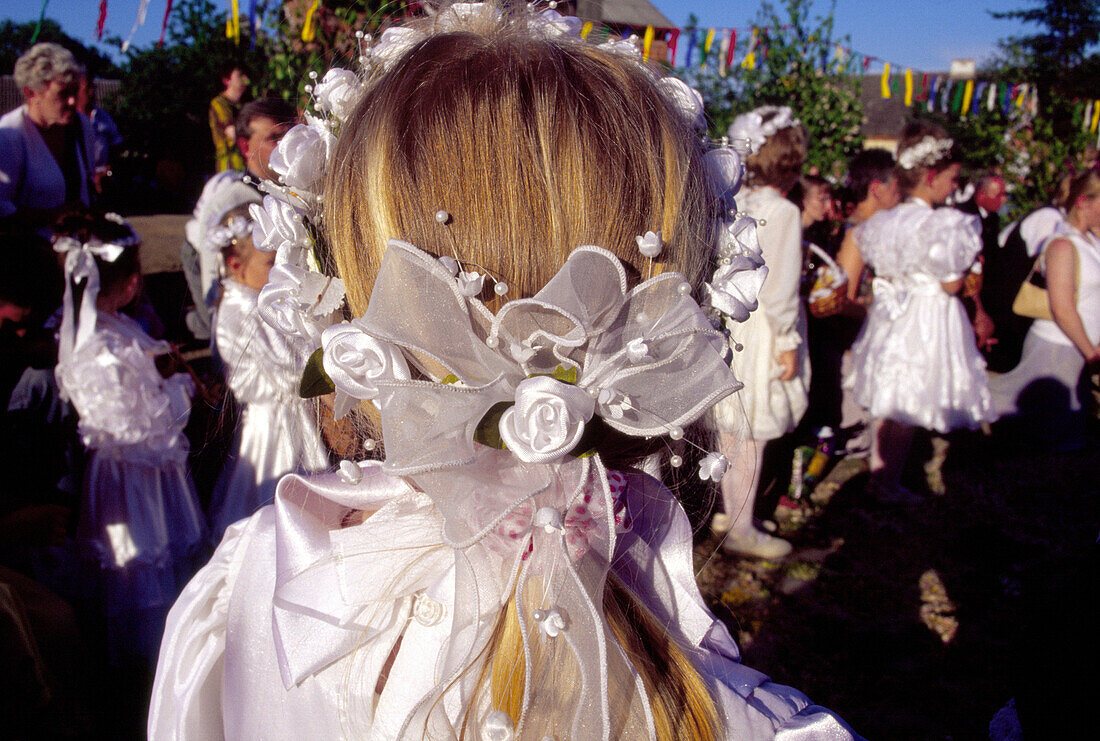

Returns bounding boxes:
[577,0,673,28]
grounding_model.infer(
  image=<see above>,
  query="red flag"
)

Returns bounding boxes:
[726,29,737,68]
[158,0,173,47]
[666,28,680,66]
[96,1,108,40]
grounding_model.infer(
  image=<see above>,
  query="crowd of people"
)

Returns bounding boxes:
[1,4,1097,738]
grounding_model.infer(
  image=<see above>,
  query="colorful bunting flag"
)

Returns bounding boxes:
[880,62,891,99]
[159,0,173,47]
[97,1,108,41]
[302,0,321,42]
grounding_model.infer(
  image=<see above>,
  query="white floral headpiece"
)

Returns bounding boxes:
[206,215,253,253]
[247,6,773,737]
[897,135,954,170]
[727,105,802,155]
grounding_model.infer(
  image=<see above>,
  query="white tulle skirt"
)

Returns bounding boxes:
[208,400,329,540]
[846,288,994,432]
[77,450,207,660]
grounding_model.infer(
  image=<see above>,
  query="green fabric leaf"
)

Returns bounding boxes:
[299,347,335,398]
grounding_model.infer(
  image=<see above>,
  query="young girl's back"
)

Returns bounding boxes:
[847,199,993,432]
[208,277,329,537]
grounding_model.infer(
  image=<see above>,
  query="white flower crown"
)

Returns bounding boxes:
[897,135,954,170]
[727,105,802,155]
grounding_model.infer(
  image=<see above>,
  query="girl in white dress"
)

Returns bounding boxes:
[149,7,858,740]
[989,170,1100,450]
[845,123,993,498]
[206,210,330,540]
[710,106,810,559]
[52,213,207,663]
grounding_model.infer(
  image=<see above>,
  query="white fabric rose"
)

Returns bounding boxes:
[498,376,595,463]
[456,270,485,297]
[321,319,411,419]
[483,711,515,741]
[530,9,582,37]
[257,264,346,348]
[268,121,335,194]
[659,78,706,131]
[705,257,768,322]
[705,146,744,200]
[598,36,642,58]
[313,68,362,122]
[250,195,309,255]
[372,27,426,70]
[438,2,501,29]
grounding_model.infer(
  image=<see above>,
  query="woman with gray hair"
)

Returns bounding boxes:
[0,42,96,234]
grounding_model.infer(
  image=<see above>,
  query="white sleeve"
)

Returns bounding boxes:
[756,197,804,351]
[148,516,256,740]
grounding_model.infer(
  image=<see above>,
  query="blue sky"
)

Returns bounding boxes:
[4,1,1035,72]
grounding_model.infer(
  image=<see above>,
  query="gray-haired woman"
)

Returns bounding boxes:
[0,42,96,234]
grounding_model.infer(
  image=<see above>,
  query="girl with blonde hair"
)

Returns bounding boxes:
[149,5,857,739]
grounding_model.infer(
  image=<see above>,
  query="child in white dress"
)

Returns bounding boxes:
[846,123,993,498]
[206,210,329,539]
[149,8,859,740]
[710,106,810,559]
[52,213,207,663]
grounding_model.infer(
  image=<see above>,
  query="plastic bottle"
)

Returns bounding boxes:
[801,426,835,493]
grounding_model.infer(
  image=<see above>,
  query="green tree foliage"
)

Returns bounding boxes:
[113,0,267,184]
[675,0,863,180]
[0,18,122,79]
[943,0,1100,218]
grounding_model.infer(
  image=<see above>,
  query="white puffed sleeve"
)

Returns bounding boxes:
[924,208,982,282]
[148,514,257,740]
[753,193,805,352]
[215,286,303,406]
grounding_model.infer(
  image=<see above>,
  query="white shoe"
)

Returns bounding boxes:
[722,528,793,559]
[711,513,731,534]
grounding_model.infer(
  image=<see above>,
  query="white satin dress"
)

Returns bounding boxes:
[208,280,330,539]
[55,311,207,660]
[845,199,994,432]
[149,463,860,740]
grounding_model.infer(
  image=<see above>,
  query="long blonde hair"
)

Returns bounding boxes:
[325,8,720,739]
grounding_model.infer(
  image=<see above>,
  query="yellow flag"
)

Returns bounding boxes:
[702,28,716,69]
[741,28,758,70]
[1092,101,1100,133]
[904,69,913,106]
[580,21,593,40]
[643,25,655,61]
[961,79,974,114]
[880,62,891,98]
[302,0,322,42]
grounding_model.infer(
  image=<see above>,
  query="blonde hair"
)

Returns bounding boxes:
[324,9,722,740]
[745,112,807,193]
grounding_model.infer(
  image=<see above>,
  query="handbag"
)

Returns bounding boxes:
[1012,238,1079,321]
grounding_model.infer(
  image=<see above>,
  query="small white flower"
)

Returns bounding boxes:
[313,68,362,122]
[338,459,363,484]
[498,376,595,463]
[437,255,460,276]
[269,122,336,194]
[533,607,567,638]
[705,258,768,323]
[635,230,663,259]
[697,452,730,481]
[321,319,411,419]
[728,106,800,155]
[250,195,309,254]
[438,2,502,29]
[596,387,629,419]
[532,506,564,532]
[626,338,650,363]
[456,271,485,297]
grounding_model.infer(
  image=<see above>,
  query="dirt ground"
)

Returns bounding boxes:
[692,424,1097,740]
